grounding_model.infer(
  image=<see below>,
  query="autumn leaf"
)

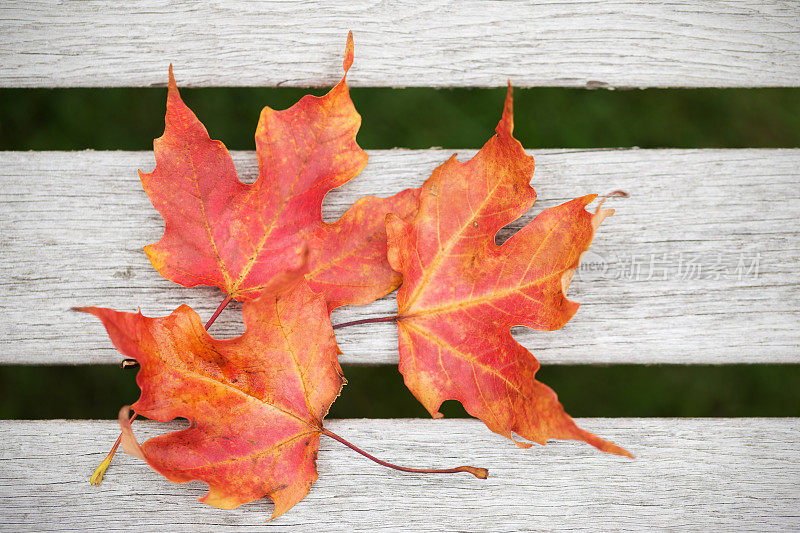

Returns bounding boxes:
[141,32,418,309]
[77,280,344,519]
[385,84,631,457]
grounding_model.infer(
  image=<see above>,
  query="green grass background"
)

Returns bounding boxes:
[1,86,798,419]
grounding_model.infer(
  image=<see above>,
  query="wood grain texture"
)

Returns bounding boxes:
[0,418,797,531]
[1,0,799,88]
[3,149,799,365]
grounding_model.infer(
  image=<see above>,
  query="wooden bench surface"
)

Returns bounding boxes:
[2,1,799,530]
[2,0,799,88]
[2,149,798,365]
[2,419,799,531]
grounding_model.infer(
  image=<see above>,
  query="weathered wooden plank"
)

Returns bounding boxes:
[1,1,799,88]
[0,418,797,531]
[2,149,799,365]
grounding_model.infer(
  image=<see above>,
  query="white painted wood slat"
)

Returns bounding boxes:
[0,418,797,531]
[2,149,799,365]
[1,0,799,88]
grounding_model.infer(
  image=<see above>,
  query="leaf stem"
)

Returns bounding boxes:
[89,413,137,486]
[205,294,233,330]
[321,428,488,479]
[332,315,397,330]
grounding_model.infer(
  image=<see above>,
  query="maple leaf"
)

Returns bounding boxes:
[385,84,631,457]
[76,280,344,519]
[141,32,418,309]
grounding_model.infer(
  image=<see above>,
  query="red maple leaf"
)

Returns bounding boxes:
[78,281,344,519]
[141,32,418,310]
[386,85,631,457]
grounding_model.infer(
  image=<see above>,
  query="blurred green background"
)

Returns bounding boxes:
[3,87,800,150]
[1,86,799,419]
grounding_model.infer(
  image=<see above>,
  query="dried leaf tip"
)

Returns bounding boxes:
[343,31,355,73]
[460,466,489,479]
[167,64,180,102]
[496,80,514,136]
[604,190,629,199]
[118,406,145,461]
[592,190,629,229]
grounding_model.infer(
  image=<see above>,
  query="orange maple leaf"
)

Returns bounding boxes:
[77,280,344,519]
[386,84,631,457]
[141,32,418,310]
